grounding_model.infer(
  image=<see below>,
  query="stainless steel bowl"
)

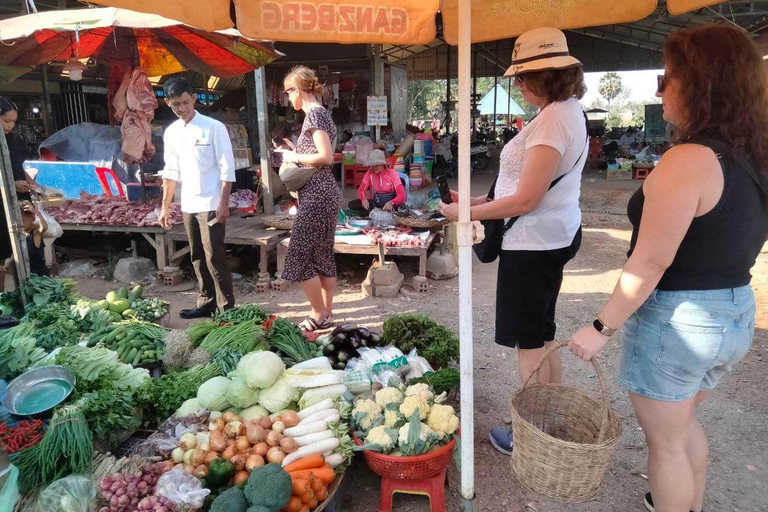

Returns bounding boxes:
[349,219,373,229]
[3,365,76,416]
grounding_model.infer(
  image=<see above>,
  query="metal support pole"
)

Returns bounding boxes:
[508,77,512,128]
[492,74,498,139]
[0,132,30,300]
[253,68,273,214]
[445,44,451,134]
[39,64,53,136]
[372,45,385,143]
[472,47,478,134]
[457,0,475,509]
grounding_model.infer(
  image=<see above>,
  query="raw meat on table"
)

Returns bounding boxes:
[47,194,182,227]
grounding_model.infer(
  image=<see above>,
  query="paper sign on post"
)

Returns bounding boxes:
[367,96,388,126]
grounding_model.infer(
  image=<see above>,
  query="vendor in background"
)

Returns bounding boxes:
[158,77,236,318]
[440,27,587,456]
[0,97,43,290]
[348,149,405,214]
[20,201,48,277]
[568,24,768,512]
[276,66,339,333]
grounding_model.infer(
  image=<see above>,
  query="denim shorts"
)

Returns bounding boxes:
[618,286,756,402]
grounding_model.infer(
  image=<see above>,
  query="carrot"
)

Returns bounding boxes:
[307,497,319,509]
[282,496,302,512]
[292,478,311,496]
[310,475,323,493]
[299,489,315,504]
[314,485,327,501]
[284,453,325,472]
[288,465,335,485]
[298,506,310,512]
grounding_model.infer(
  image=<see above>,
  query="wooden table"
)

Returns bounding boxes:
[58,223,170,269]
[276,231,439,281]
[166,215,289,276]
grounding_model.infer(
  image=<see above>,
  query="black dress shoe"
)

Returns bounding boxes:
[179,307,216,319]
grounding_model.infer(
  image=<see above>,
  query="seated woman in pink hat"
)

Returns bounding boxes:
[349,149,405,214]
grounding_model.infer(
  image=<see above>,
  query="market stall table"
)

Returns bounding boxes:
[275,231,439,291]
[165,215,289,285]
[56,223,171,269]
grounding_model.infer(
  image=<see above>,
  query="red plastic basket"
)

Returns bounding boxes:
[353,434,456,480]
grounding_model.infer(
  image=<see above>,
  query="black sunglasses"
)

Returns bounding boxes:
[657,74,668,93]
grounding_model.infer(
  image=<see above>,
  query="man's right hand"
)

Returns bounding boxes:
[449,190,460,203]
[362,199,370,210]
[158,208,171,230]
[15,181,31,193]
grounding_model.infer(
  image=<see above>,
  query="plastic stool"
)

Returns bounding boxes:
[634,167,651,180]
[377,467,447,512]
[95,167,125,197]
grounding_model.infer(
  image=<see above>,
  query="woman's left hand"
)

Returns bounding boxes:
[439,201,460,221]
[383,201,394,212]
[276,148,299,163]
[568,325,611,361]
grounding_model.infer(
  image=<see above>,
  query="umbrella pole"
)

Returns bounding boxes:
[457,0,475,509]
[0,132,30,303]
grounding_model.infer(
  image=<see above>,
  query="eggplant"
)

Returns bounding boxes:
[332,325,346,337]
[369,332,382,347]
[322,344,336,357]
[337,350,351,363]
[346,333,360,350]
[333,332,347,345]
[339,323,357,333]
[333,361,347,370]
[355,327,371,340]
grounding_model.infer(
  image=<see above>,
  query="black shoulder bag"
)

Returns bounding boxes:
[473,112,589,263]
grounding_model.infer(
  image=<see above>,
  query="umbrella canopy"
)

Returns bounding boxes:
[84,1,728,43]
[0,66,33,85]
[0,7,281,77]
[477,84,525,117]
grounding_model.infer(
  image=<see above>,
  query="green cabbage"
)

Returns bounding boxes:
[175,398,204,417]
[197,376,232,411]
[237,351,285,389]
[258,376,299,413]
[240,404,270,421]
[225,376,260,408]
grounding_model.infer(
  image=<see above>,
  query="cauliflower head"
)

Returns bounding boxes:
[405,383,434,401]
[399,395,430,420]
[365,425,398,452]
[375,387,404,409]
[352,398,383,431]
[427,403,459,439]
[398,421,434,445]
[384,409,405,428]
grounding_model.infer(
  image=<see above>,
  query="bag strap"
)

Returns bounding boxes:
[497,110,590,234]
[687,137,768,197]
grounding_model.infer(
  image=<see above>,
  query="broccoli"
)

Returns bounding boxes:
[246,507,274,512]
[244,463,292,511]
[210,486,248,512]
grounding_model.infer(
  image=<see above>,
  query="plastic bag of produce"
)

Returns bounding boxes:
[38,475,97,512]
[0,464,19,512]
[405,349,434,381]
[154,468,210,509]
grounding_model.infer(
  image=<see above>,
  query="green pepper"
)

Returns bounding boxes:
[207,458,236,488]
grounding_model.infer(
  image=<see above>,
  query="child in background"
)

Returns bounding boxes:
[348,149,405,214]
[20,201,49,276]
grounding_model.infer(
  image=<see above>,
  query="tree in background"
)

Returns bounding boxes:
[598,72,623,109]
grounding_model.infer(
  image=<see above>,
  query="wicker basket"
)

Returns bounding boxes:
[261,214,295,230]
[393,214,448,231]
[315,473,345,511]
[353,434,456,480]
[509,341,622,502]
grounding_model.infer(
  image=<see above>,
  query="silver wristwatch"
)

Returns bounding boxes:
[593,318,616,337]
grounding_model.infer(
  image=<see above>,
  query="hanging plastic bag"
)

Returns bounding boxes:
[154,468,210,509]
[35,204,63,240]
[0,465,20,512]
[37,475,98,512]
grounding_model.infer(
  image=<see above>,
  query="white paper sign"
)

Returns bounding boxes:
[367,96,388,126]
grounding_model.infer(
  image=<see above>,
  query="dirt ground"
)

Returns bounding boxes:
[51,158,767,511]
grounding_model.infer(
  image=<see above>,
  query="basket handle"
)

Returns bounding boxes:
[521,340,611,444]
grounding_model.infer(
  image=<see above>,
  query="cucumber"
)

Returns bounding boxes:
[117,287,129,299]
[124,347,138,364]
[105,327,124,343]
[131,350,143,366]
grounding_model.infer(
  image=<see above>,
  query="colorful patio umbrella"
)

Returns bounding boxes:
[84,0,730,43]
[0,7,281,78]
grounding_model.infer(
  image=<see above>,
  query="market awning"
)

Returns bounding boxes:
[477,84,524,116]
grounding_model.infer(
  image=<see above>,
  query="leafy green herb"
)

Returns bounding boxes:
[136,363,222,427]
[268,318,317,365]
[200,322,266,358]
[76,384,140,449]
[213,304,268,325]
[0,325,47,380]
[382,313,459,368]
[408,368,460,395]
